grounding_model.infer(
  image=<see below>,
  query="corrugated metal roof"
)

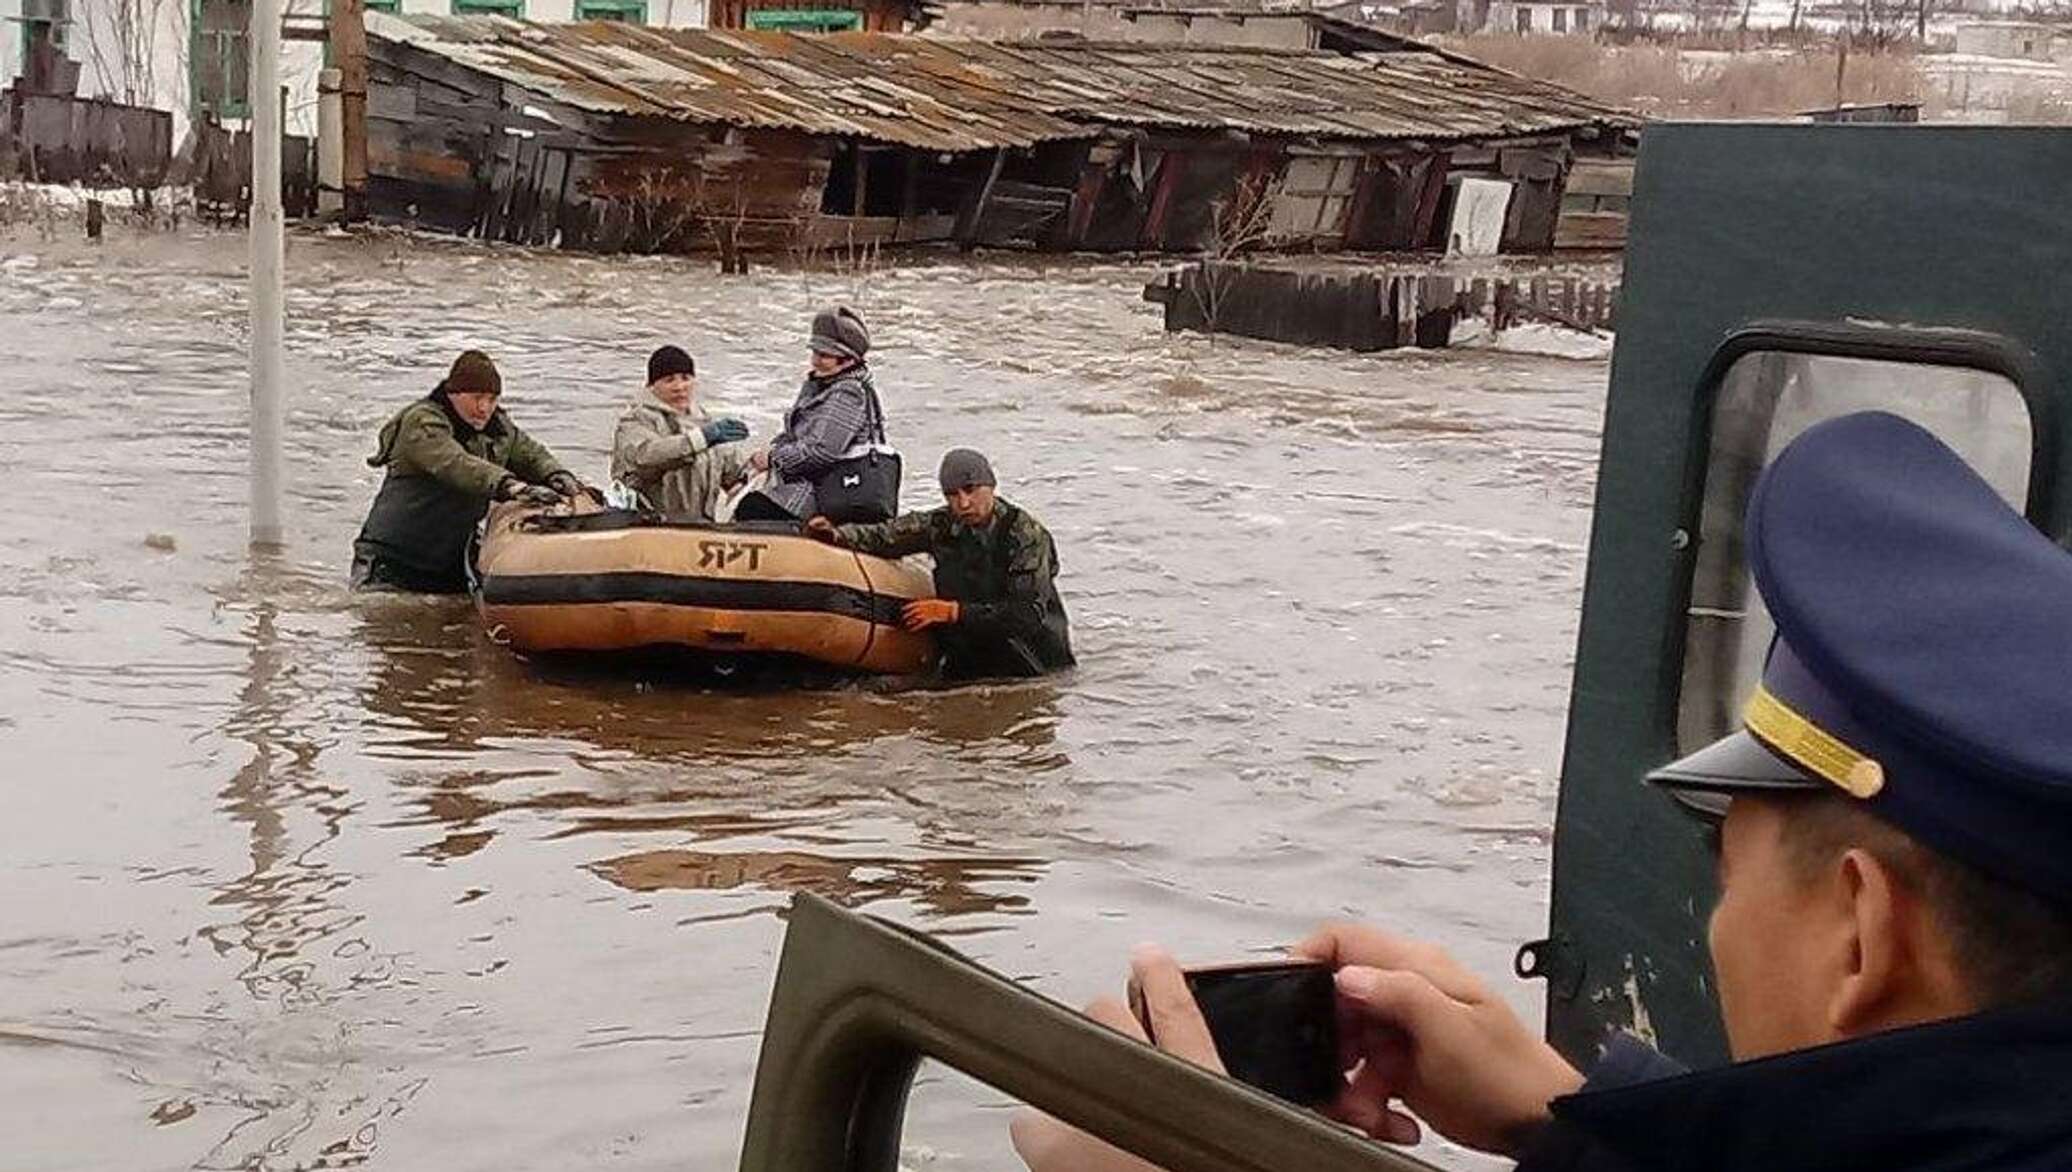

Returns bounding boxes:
[369,12,1635,152]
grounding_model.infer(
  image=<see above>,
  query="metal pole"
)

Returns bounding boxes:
[250,0,286,548]
[317,67,343,218]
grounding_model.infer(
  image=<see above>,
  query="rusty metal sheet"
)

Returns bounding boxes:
[369,11,1634,153]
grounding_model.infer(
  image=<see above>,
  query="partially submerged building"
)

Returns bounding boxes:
[362,12,1635,258]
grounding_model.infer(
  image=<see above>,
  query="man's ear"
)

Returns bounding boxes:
[1827,847,1905,1036]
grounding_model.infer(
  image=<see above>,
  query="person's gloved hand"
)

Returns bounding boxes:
[546,471,585,498]
[901,598,959,631]
[498,477,562,506]
[804,516,841,545]
[702,418,750,447]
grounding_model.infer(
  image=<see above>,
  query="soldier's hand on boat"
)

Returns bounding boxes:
[546,471,599,503]
[702,418,750,447]
[1010,946,1219,1172]
[804,516,841,544]
[500,480,565,507]
[902,599,959,630]
[494,477,561,506]
[1294,922,1583,1157]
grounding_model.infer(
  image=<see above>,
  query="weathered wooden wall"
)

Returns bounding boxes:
[360,33,1612,261]
[1554,156,1632,252]
[0,91,172,188]
[368,35,840,255]
[1145,260,1620,351]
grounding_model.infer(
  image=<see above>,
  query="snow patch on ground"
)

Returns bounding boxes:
[1453,317,1616,361]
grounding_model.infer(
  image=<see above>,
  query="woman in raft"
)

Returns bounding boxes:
[734,305,896,524]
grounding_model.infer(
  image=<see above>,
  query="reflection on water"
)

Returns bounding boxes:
[0,229,1605,1171]
[588,848,1039,920]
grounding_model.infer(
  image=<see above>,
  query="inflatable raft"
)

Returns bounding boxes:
[474,501,937,675]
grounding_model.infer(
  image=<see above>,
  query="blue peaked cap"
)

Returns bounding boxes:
[1647,411,2072,903]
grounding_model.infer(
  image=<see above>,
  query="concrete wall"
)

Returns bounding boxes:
[1953,22,2055,60]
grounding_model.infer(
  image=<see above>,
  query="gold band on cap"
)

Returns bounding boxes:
[1745,685,1887,799]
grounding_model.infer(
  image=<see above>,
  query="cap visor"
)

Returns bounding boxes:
[1646,730,1821,819]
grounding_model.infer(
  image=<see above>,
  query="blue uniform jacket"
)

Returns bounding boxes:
[1520,1001,2072,1172]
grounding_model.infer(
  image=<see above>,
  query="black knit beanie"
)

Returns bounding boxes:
[648,345,696,386]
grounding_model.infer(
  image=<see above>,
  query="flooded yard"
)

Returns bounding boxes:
[0,228,1607,1171]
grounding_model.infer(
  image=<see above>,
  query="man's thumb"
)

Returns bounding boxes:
[1337,965,1447,1029]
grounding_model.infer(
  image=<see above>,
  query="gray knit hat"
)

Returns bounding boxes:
[938,448,996,492]
[809,306,871,360]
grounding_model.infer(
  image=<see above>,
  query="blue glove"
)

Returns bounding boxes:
[701,418,750,447]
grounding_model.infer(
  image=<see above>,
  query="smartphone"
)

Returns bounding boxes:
[1130,959,1340,1108]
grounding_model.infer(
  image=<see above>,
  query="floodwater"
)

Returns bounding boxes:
[0,226,1608,1172]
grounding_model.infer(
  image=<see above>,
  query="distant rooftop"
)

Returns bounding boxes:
[370,12,1637,152]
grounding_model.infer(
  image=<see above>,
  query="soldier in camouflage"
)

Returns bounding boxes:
[351,350,588,594]
[808,449,1074,680]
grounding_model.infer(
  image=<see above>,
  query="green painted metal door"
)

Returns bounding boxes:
[1537,123,2071,1068]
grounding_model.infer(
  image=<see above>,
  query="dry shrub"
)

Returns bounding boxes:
[1440,34,1929,119]
[0,182,62,240]
[2001,87,2072,123]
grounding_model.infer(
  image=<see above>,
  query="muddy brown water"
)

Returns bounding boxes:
[0,229,1607,1171]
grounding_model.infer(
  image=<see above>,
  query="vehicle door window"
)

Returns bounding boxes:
[1676,352,2032,753]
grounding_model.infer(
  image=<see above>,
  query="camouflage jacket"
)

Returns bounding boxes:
[838,497,1074,677]
[353,390,566,586]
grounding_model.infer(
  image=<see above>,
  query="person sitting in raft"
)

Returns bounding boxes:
[609,345,751,523]
[735,305,894,524]
[807,449,1074,680]
[351,349,590,594]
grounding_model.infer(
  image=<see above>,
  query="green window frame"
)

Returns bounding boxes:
[453,0,524,16]
[188,0,250,121]
[576,0,645,19]
[15,0,74,75]
[744,6,858,29]
[365,0,400,12]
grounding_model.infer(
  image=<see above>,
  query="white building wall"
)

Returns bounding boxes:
[2,0,21,91]
[646,0,707,27]
[4,0,704,153]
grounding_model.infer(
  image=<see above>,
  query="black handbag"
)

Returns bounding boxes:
[811,383,900,524]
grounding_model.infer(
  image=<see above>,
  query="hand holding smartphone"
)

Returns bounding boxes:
[1129,958,1341,1108]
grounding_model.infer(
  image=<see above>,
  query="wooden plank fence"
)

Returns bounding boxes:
[1145,260,1621,352]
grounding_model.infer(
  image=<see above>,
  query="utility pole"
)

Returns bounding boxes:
[250,0,286,548]
[335,0,369,221]
[1836,28,1850,108]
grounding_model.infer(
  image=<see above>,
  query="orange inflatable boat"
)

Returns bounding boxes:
[473,501,937,675]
